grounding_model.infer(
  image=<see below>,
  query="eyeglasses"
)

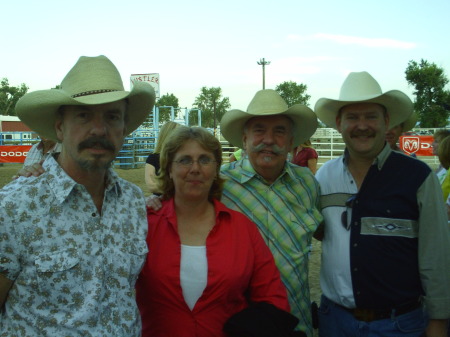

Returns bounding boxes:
[173,156,217,168]
[341,195,356,230]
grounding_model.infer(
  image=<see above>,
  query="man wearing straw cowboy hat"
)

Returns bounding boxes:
[314,71,450,337]
[220,89,323,336]
[0,55,155,336]
[385,112,418,153]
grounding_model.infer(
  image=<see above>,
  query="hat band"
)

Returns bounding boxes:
[71,89,119,98]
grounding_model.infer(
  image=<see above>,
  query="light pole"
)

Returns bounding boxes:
[257,58,271,89]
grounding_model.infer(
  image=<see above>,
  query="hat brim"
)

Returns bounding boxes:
[315,90,413,129]
[221,104,318,148]
[16,81,155,141]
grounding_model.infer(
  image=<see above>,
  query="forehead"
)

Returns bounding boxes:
[245,115,293,128]
[61,100,127,115]
[340,102,386,115]
[175,139,210,155]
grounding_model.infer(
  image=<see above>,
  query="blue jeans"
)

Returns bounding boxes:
[318,295,428,337]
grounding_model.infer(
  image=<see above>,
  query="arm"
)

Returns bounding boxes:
[417,173,450,324]
[144,163,159,194]
[307,158,318,174]
[0,274,13,309]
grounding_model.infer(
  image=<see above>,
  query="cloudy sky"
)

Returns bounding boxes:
[2,0,449,113]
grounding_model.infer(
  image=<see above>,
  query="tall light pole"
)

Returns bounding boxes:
[257,58,271,89]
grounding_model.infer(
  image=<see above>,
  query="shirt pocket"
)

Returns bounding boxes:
[35,249,84,307]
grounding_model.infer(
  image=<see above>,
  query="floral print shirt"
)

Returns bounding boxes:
[0,155,148,337]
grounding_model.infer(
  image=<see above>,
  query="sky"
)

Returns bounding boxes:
[2,0,450,114]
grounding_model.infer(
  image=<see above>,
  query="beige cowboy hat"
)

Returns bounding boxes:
[401,111,418,132]
[220,89,318,148]
[15,55,156,141]
[315,71,413,129]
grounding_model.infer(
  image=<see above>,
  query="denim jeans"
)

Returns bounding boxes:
[318,295,428,337]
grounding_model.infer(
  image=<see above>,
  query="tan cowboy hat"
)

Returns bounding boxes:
[15,55,156,141]
[220,89,317,148]
[401,112,418,132]
[315,71,413,129]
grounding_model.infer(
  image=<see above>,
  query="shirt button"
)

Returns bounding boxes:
[354,267,358,272]
[353,243,358,247]
[92,213,96,217]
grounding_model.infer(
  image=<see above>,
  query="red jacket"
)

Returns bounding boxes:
[136,198,289,337]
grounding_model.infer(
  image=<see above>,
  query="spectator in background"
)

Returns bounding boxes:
[145,121,180,194]
[291,139,318,174]
[432,129,450,184]
[438,135,450,202]
[385,112,417,154]
[137,126,293,337]
[229,148,244,162]
[12,135,62,179]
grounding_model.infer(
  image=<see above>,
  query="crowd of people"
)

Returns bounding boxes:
[1,55,449,337]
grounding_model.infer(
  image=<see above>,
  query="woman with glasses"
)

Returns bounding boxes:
[136,126,290,337]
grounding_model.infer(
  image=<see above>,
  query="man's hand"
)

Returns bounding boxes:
[426,319,448,337]
[13,160,45,180]
[146,194,163,211]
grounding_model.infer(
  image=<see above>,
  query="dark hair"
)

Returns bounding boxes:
[434,129,450,144]
[158,126,224,201]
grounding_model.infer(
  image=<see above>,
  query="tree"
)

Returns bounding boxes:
[0,78,28,116]
[191,87,230,129]
[156,93,180,123]
[275,81,311,107]
[405,59,450,127]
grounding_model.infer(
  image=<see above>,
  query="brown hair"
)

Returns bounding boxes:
[158,126,224,201]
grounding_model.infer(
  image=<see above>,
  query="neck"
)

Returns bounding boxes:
[57,156,107,213]
[346,154,374,190]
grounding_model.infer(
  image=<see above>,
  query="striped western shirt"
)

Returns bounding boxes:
[220,158,323,336]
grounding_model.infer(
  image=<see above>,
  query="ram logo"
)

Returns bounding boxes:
[401,136,420,154]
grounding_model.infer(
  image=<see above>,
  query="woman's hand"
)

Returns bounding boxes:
[12,160,45,180]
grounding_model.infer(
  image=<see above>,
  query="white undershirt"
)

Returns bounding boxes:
[180,245,208,310]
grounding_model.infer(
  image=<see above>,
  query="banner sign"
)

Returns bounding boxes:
[130,73,160,99]
[0,145,32,163]
[399,135,434,156]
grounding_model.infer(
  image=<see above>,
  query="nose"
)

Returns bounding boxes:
[262,130,275,144]
[90,115,107,136]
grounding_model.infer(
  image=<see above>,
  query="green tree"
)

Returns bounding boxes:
[275,81,311,107]
[156,93,180,123]
[0,78,28,116]
[405,59,450,127]
[191,87,230,129]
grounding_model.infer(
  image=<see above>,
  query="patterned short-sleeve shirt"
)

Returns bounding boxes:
[0,156,148,336]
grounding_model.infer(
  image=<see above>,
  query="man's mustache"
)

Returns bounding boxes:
[78,137,116,152]
[250,143,286,155]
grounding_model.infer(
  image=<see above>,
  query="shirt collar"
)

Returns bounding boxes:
[343,142,392,170]
[43,155,122,204]
[236,157,291,184]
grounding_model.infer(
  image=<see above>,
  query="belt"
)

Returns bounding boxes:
[337,298,422,322]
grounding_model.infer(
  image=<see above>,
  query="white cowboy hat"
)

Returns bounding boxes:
[220,89,317,148]
[315,71,413,129]
[15,55,156,141]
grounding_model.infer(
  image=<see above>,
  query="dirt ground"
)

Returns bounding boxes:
[0,163,322,335]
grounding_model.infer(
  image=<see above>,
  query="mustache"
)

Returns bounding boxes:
[249,143,286,155]
[78,137,116,152]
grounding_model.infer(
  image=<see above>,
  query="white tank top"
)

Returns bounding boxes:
[180,244,208,310]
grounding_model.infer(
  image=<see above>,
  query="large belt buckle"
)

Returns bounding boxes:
[353,308,376,322]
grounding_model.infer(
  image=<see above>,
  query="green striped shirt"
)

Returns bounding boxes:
[220,158,323,336]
